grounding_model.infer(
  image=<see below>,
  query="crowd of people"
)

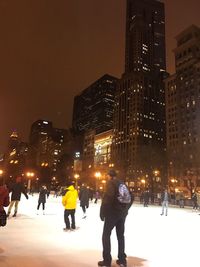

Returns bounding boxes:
[1,173,200,267]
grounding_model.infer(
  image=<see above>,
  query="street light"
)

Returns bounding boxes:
[26,171,35,193]
[74,173,80,188]
[141,178,146,190]
[102,179,106,192]
[0,169,3,176]
[95,172,101,191]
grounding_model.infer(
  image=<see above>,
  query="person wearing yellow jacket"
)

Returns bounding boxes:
[62,182,78,231]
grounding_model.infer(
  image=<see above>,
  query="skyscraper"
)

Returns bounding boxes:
[112,0,167,184]
[72,74,118,135]
[28,120,68,184]
[165,25,200,190]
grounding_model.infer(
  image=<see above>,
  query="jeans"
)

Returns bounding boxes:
[161,201,168,215]
[64,209,76,229]
[8,201,19,214]
[37,202,45,210]
[102,215,127,265]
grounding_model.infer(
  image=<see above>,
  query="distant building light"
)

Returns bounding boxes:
[43,121,49,124]
[75,152,80,158]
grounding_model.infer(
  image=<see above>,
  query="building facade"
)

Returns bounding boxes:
[112,0,167,188]
[72,74,118,135]
[28,120,68,184]
[165,25,200,193]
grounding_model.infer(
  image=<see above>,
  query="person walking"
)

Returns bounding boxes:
[191,190,198,211]
[94,190,100,204]
[143,189,149,207]
[62,181,78,231]
[0,177,10,227]
[179,192,185,208]
[160,188,170,216]
[7,176,28,217]
[79,184,89,219]
[98,170,133,267]
[37,185,48,215]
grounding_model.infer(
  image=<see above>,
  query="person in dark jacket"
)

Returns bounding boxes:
[191,190,198,210]
[7,176,28,217]
[79,184,89,219]
[143,189,150,207]
[98,170,133,267]
[37,185,48,215]
[0,178,10,226]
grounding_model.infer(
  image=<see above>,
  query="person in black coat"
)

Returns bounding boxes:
[191,190,198,210]
[7,176,28,217]
[98,170,133,267]
[143,190,150,207]
[79,184,89,218]
[37,185,48,215]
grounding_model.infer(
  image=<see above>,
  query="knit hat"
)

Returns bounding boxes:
[108,169,117,177]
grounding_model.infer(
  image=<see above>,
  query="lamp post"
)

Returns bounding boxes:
[95,171,101,191]
[74,173,80,188]
[102,179,106,192]
[26,171,35,193]
[141,179,146,188]
[170,178,178,203]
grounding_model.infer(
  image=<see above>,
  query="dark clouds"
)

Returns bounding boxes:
[0,0,200,152]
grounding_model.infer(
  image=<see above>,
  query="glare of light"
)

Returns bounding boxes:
[95,172,101,178]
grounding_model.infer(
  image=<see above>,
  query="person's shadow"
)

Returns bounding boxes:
[113,256,148,267]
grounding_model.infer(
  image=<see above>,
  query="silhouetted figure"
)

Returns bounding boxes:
[7,176,28,217]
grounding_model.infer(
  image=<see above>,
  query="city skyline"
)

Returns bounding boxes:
[1,0,200,153]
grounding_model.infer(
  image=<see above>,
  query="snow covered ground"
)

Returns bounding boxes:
[0,194,199,267]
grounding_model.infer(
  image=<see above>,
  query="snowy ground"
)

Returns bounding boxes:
[0,194,199,267]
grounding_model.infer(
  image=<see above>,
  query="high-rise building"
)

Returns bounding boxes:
[8,130,20,152]
[28,120,68,184]
[112,0,167,185]
[72,74,118,135]
[4,131,29,177]
[165,25,200,190]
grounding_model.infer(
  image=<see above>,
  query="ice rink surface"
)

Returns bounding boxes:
[0,194,199,267]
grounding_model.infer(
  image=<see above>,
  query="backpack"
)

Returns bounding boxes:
[117,183,131,204]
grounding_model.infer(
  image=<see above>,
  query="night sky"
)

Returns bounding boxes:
[1,0,200,152]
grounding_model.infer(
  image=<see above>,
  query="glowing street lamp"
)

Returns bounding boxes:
[94,172,101,190]
[0,169,3,176]
[26,171,35,192]
[141,179,146,189]
[102,179,106,191]
[74,173,80,187]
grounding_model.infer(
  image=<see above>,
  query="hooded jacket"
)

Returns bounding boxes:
[62,185,78,210]
[10,182,28,201]
[0,185,10,211]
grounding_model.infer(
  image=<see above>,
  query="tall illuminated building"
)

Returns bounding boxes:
[112,0,167,183]
[72,74,118,135]
[165,25,200,189]
[28,120,68,183]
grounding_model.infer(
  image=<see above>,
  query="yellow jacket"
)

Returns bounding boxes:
[62,185,78,210]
